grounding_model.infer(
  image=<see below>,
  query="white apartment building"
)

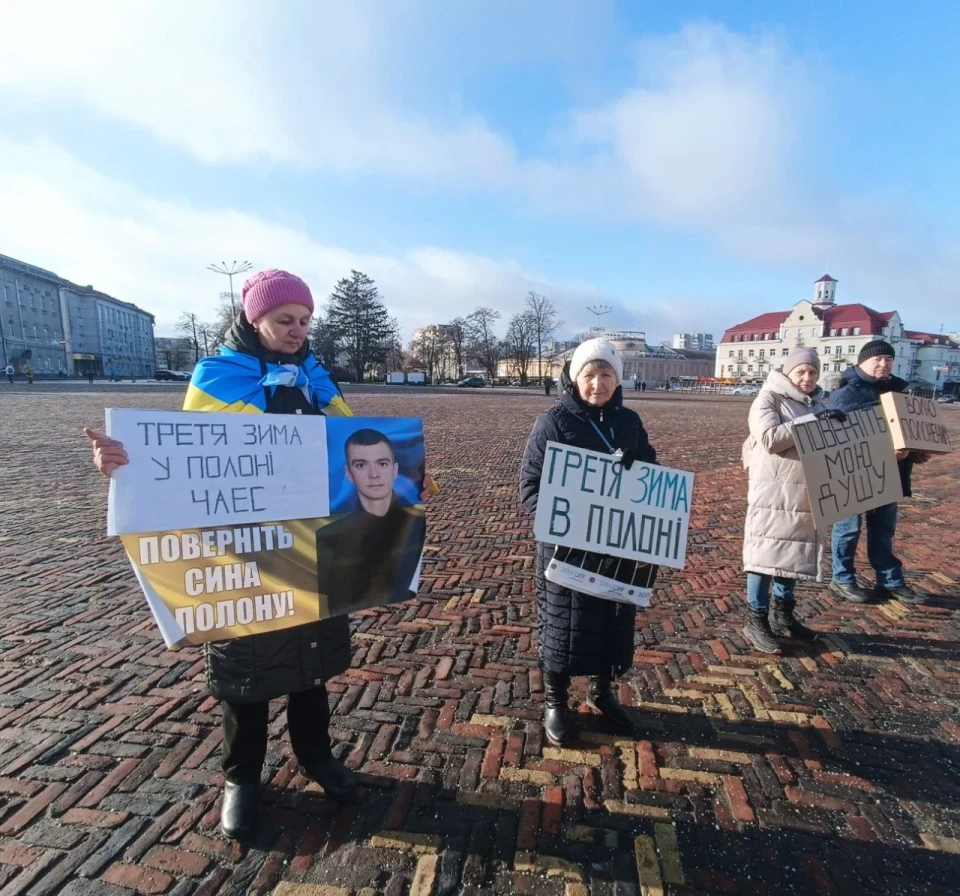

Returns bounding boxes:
[672,332,714,351]
[715,276,959,393]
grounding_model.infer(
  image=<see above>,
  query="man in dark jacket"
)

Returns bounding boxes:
[317,429,425,617]
[827,339,927,604]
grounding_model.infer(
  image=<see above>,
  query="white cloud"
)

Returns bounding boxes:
[2,7,955,327]
[0,137,689,340]
[0,0,520,183]
[565,23,803,223]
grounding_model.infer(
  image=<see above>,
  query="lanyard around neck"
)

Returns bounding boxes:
[587,418,615,453]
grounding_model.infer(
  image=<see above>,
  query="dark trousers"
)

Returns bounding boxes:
[221,685,333,784]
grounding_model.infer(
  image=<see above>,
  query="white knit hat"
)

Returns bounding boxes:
[569,338,623,385]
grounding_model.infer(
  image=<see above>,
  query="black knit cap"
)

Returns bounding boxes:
[858,339,895,364]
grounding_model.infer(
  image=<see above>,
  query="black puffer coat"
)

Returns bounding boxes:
[828,366,915,497]
[201,315,352,703]
[519,366,656,678]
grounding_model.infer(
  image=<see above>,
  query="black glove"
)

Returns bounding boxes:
[815,409,847,422]
[619,447,645,470]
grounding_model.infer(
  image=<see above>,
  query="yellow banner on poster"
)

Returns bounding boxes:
[120,520,325,647]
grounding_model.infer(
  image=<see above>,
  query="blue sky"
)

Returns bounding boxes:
[1,0,957,341]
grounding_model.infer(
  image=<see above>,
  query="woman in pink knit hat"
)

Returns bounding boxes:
[85,269,435,840]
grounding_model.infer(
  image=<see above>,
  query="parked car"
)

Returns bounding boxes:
[936,394,956,403]
[155,369,190,381]
[456,376,486,388]
[731,385,760,395]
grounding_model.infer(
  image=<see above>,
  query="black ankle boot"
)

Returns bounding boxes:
[769,599,819,642]
[586,676,634,731]
[743,606,782,654]
[542,669,576,746]
[220,780,259,840]
[302,755,358,803]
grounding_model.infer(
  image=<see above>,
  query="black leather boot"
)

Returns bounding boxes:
[587,676,635,731]
[220,780,259,840]
[542,669,576,746]
[302,755,359,803]
[769,599,819,642]
[743,606,782,654]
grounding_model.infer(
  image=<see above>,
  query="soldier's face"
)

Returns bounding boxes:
[346,443,398,500]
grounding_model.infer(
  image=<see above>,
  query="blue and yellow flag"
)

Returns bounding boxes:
[183,346,352,417]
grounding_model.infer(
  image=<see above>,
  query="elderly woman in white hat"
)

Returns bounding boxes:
[520,338,657,746]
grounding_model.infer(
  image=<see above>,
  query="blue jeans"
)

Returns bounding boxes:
[746,573,795,611]
[831,503,903,588]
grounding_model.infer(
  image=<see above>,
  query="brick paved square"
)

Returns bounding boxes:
[0,385,958,894]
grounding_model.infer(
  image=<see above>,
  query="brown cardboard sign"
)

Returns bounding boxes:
[880,392,953,453]
[794,405,904,529]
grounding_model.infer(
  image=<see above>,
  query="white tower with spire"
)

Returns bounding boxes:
[812,274,837,310]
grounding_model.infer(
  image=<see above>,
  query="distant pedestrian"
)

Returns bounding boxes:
[87,370,95,384]
[633,375,641,392]
[641,380,647,393]
[544,377,551,396]
[4,363,13,384]
[23,363,33,384]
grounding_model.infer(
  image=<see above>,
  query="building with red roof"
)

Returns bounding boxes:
[715,277,959,393]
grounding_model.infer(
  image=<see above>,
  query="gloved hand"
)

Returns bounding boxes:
[619,447,645,470]
[815,409,847,422]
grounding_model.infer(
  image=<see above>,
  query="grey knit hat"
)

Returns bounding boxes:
[782,345,821,375]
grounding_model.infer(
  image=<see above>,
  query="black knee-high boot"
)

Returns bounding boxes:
[542,669,576,746]
[587,675,635,731]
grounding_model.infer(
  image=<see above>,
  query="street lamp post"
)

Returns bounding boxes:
[585,304,612,335]
[207,261,253,317]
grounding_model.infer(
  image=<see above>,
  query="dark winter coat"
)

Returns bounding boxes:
[828,366,915,497]
[519,366,656,678]
[201,315,353,703]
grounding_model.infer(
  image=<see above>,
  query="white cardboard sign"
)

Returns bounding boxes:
[533,441,694,570]
[106,409,330,535]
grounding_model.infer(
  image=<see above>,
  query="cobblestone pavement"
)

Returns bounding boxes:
[1,387,958,895]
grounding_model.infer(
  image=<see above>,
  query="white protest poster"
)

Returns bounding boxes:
[533,442,694,570]
[101,410,428,649]
[880,392,953,454]
[106,409,329,535]
[793,405,903,530]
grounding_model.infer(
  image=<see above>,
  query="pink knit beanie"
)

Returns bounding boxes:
[242,269,314,322]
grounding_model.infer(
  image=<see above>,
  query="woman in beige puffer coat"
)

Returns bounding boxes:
[741,346,843,653]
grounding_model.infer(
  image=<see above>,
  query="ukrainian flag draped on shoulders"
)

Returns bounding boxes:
[184,344,352,417]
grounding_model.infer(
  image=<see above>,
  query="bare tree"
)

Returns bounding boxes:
[466,307,502,382]
[384,320,405,375]
[447,317,468,380]
[409,325,453,384]
[196,321,217,358]
[505,311,536,383]
[208,299,237,351]
[177,312,202,363]
[526,292,561,383]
